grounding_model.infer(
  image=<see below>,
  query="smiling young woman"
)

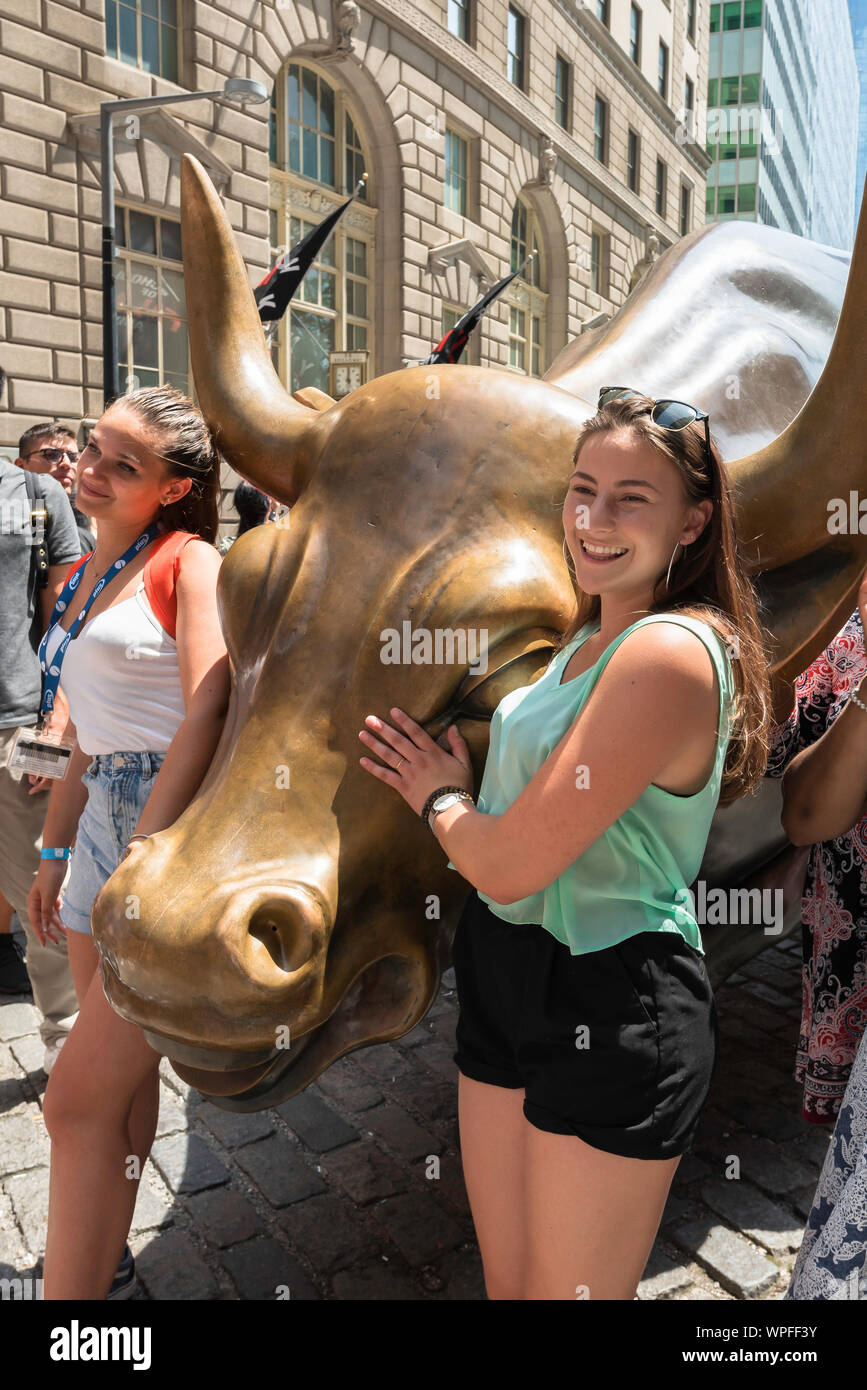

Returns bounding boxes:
[27,385,230,1300]
[358,389,771,1300]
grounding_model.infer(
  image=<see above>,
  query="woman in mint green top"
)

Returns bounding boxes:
[461,611,735,955]
[359,389,771,1301]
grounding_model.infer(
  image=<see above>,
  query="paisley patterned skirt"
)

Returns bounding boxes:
[786,1025,867,1299]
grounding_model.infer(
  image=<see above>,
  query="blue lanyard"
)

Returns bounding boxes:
[37,524,163,724]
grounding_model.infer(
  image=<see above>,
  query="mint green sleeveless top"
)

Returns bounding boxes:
[447,614,735,956]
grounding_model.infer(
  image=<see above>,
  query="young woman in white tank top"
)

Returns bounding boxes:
[27,386,230,1300]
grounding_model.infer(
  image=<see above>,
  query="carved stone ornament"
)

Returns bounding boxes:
[332,0,360,54]
[537,136,557,187]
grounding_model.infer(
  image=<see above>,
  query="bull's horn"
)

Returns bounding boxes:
[731,184,867,574]
[180,154,324,504]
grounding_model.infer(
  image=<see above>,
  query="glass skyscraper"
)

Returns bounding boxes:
[850,0,867,242]
[705,0,858,249]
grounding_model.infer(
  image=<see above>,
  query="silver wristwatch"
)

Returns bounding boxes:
[429,789,474,830]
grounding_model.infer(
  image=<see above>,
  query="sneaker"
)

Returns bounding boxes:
[107,1244,137,1300]
[42,1037,66,1076]
[0,934,32,996]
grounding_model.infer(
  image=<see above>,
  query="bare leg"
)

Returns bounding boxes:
[523,1122,681,1300]
[457,1073,528,1299]
[65,932,161,1182]
[42,960,162,1299]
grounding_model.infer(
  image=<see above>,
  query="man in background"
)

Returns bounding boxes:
[16,422,95,555]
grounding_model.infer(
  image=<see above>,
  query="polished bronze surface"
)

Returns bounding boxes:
[90,155,865,1109]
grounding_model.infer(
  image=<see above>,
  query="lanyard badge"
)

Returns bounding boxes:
[13,524,163,781]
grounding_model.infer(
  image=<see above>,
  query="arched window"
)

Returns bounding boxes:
[507,199,547,376]
[268,63,376,394]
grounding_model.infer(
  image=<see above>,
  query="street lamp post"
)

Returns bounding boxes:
[100,76,268,406]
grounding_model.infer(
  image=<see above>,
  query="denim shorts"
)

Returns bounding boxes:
[60,751,164,936]
[451,888,719,1160]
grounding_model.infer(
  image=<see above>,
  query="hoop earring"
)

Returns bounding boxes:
[665,535,694,591]
[664,541,681,591]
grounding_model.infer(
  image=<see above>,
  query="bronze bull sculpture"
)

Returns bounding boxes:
[91,155,866,1111]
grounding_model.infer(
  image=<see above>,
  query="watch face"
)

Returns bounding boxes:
[433,793,460,812]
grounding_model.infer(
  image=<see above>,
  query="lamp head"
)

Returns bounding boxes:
[221,78,268,107]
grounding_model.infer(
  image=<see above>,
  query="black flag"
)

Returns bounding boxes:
[422,254,536,365]
[255,175,367,323]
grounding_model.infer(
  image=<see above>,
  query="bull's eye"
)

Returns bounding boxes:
[423,629,560,737]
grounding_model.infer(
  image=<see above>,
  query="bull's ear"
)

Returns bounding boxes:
[293,387,336,412]
[181,154,327,507]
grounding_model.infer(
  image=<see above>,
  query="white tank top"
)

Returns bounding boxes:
[43,583,186,755]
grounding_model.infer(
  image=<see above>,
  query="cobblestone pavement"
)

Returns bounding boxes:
[0,926,829,1300]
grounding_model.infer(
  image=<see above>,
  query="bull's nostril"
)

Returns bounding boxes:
[247,898,320,974]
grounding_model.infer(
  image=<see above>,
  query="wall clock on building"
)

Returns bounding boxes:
[330,350,369,398]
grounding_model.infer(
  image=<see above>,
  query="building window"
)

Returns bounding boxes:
[507,306,544,376]
[510,200,542,286]
[509,306,527,372]
[596,0,610,24]
[655,157,667,216]
[738,182,756,212]
[594,94,608,164]
[629,5,642,65]
[275,64,369,201]
[687,0,697,42]
[627,128,640,192]
[555,54,570,129]
[266,207,373,392]
[680,183,692,235]
[710,4,720,33]
[743,0,762,27]
[444,129,468,215]
[685,77,694,112]
[508,200,546,376]
[658,41,669,100]
[269,65,375,393]
[115,207,187,395]
[720,75,740,105]
[105,0,179,81]
[723,1,742,28]
[590,229,609,296]
[531,314,541,376]
[740,73,760,103]
[447,0,470,41]
[507,6,525,90]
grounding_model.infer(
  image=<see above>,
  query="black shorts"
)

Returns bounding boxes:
[451,889,718,1160]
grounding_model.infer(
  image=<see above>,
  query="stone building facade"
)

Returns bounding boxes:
[0,0,711,506]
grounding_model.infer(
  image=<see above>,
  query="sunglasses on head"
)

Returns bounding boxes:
[597,386,713,478]
[27,446,79,465]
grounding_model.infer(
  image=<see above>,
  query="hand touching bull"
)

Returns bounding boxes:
[359,708,474,815]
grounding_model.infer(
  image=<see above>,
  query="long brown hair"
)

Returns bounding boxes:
[106,385,221,543]
[561,394,771,807]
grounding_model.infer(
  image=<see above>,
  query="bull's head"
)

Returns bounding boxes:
[91,155,867,1109]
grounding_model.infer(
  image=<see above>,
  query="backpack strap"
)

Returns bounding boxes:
[22,469,50,593]
[143,530,199,640]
